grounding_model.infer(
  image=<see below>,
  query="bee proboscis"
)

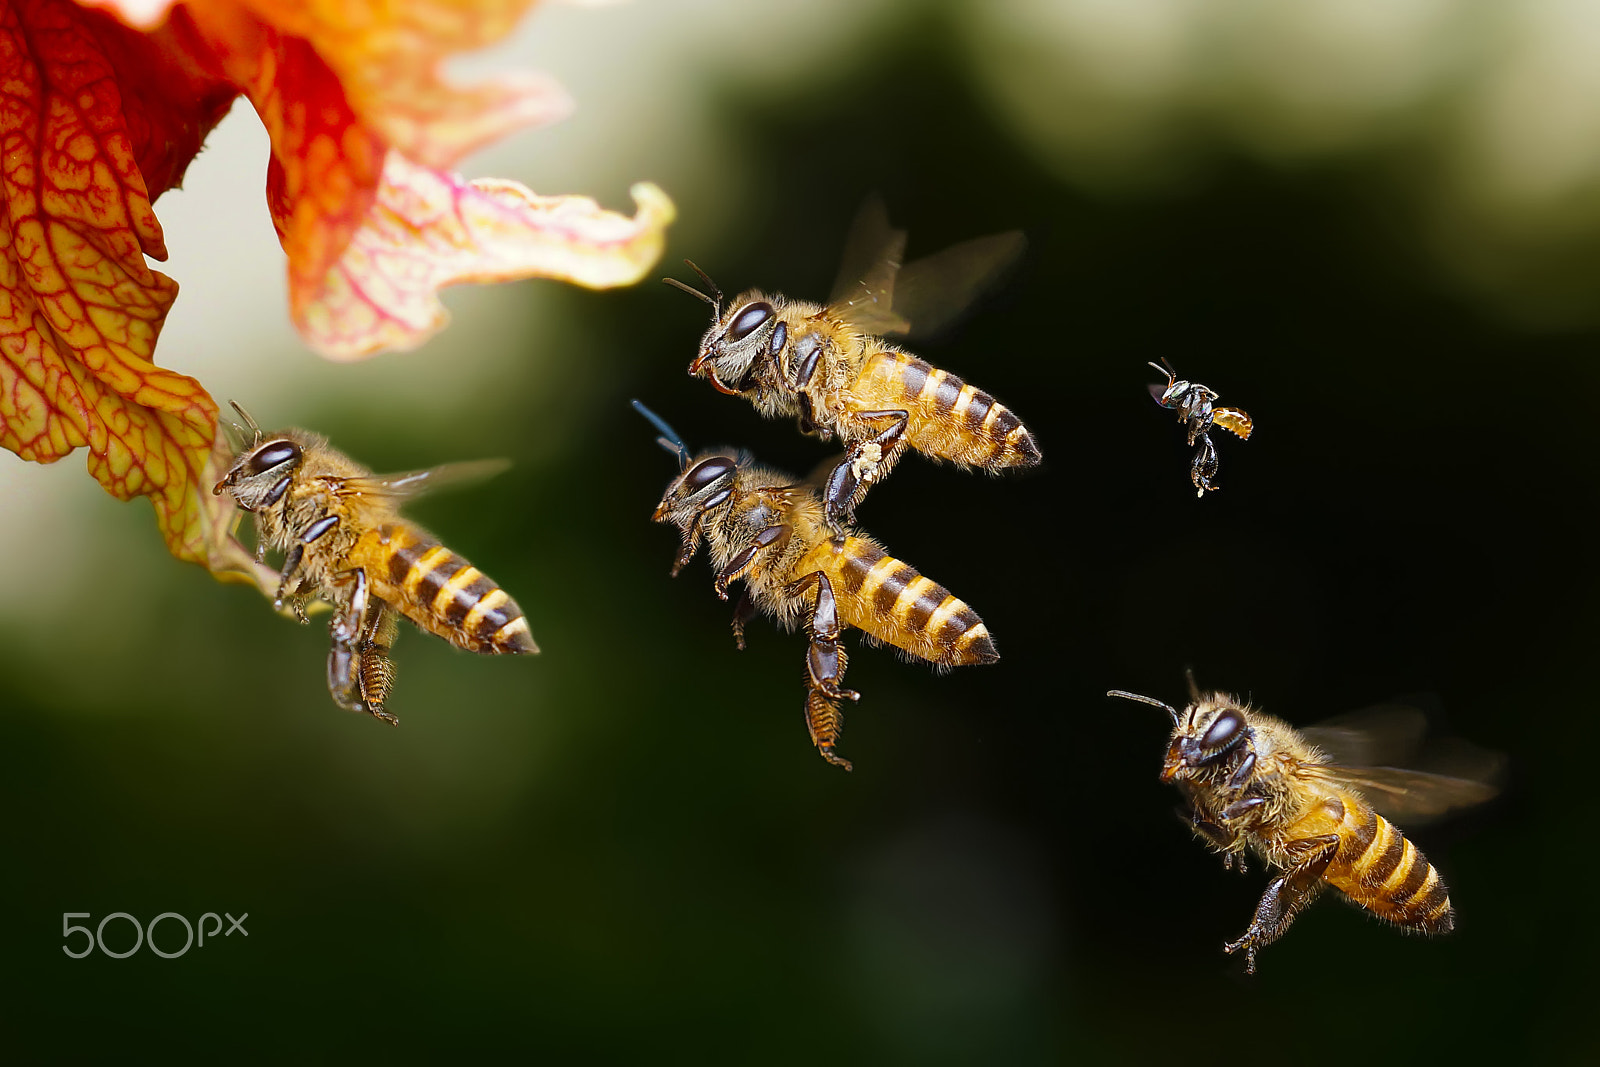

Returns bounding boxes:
[1147,358,1252,496]
[668,198,1041,527]
[1107,678,1496,973]
[638,401,997,770]
[213,403,537,723]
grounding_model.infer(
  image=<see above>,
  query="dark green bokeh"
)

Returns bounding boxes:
[2,11,1595,1062]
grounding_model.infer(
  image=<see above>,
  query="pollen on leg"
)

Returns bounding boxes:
[851,442,883,480]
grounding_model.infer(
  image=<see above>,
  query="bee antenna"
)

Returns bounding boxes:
[1184,667,1202,703]
[228,399,262,446]
[1146,359,1175,381]
[664,260,724,314]
[684,260,723,304]
[663,276,715,307]
[631,399,690,470]
[1107,689,1181,725]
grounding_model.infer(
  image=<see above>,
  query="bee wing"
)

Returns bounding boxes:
[1211,407,1253,440]
[891,229,1026,340]
[1298,763,1501,824]
[1299,704,1429,767]
[340,458,513,502]
[828,194,911,337]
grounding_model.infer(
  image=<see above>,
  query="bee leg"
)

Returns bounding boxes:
[1224,751,1257,794]
[797,393,831,441]
[713,524,789,601]
[1223,835,1339,974]
[326,571,372,714]
[1221,796,1267,823]
[1177,806,1248,872]
[670,516,705,577]
[327,638,363,712]
[327,628,365,717]
[272,543,306,616]
[730,590,757,650]
[324,572,400,725]
[329,569,369,645]
[356,604,400,726]
[823,410,909,526]
[1179,385,1217,440]
[1190,433,1219,497]
[805,686,852,772]
[790,571,860,769]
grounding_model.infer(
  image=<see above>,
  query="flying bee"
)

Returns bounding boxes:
[1147,359,1252,497]
[1107,678,1497,974]
[637,401,998,771]
[667,198,1041,527]
[213,404,537,724]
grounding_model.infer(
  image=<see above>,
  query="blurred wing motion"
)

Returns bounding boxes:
[828,195,1026,340]
[893,230,1026,339]
[340,458,512,503]
[1298,703,1503,823]
[1301,704,1429,767]
[1298,763,1500,824]
[828,195,909,336]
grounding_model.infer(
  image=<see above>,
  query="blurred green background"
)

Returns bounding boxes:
[2,0,1596,1060]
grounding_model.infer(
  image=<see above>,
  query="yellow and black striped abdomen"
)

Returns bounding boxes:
[351,523,537,655]
[1326,799,1454,932]
[801,536,997,667]
[853,350,1040,470]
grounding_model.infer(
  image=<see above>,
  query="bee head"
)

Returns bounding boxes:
[631,401,744,531]
[214,427,307,512]
[653,449,743,530]
[1107,688,1252,783]
[1146,359,1188,408]
[1162,698,1252,783]
[689,293,781,398]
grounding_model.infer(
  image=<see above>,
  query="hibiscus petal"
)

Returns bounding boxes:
[0,0,218,563]
[246,0,572,170]
[298,160,675,360]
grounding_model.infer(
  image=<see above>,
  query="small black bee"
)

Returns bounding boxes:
[1148,359,1252,496]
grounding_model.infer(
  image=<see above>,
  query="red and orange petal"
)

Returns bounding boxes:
[1,0,219,562]
[3,0,676,577]
[242,0,571,170]
[302,164,675,359]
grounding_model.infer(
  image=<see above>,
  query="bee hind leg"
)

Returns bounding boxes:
[1189,433,1219,497]
[356,601,400,726]
[325,571,399,725]
[789,571,860,769]
[806,688,852,772]
[1223,835,1338,974]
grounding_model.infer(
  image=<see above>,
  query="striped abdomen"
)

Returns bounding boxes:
[350,523,537,655]
[851,350,1040,470]
[801,536,997,667]
[1325,799,1454,932]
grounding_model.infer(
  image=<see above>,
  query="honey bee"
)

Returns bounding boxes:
[212,404,537,723]
[667,198,1040,527]
[637,401,998,770]
[1107,679,1497,973]
[1147,359,1252,496]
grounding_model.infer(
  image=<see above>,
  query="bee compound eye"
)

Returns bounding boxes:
[1202,711,1243,750]
[248,440,301,474]
[685,456,736,491]
[728,302,772,342]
